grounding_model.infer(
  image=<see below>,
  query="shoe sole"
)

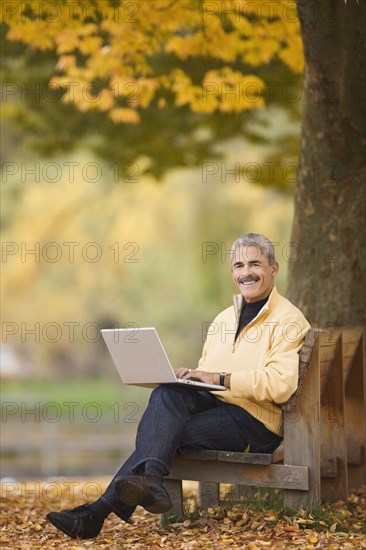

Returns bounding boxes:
[115,479,172,514]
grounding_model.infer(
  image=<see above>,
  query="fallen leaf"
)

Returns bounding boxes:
[298,518,315,525]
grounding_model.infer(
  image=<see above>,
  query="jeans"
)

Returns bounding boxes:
[101,385,282,520]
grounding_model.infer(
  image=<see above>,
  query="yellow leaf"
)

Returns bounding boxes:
[298,518,315,524]
[109,108,140,124]
[55,29,79,54]
[55,55,76,71]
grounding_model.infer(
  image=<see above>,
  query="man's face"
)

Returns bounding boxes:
[231,245,279,302]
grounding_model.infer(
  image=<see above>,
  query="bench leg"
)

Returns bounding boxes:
[345,334,366,491]
[321,336,348,501]
[198,482,220,508]
[284,342,321,510]
[161,479,183,527]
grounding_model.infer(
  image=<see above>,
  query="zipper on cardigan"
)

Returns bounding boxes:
[231,292,270,353]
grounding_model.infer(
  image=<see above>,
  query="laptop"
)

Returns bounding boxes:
[101,327,226,391]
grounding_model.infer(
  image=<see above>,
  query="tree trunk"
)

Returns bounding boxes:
[287,0,366,327]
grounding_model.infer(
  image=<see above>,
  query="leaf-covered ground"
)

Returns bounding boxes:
[1,478,365,549]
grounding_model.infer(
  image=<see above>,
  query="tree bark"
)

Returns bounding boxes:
[288,0,366,327]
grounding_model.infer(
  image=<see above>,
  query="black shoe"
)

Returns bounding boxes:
[115,475,172,514]
[46,503,103,539]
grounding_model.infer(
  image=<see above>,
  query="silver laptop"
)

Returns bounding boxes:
[101,327,226,391]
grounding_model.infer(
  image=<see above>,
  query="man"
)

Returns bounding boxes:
[47,233,310,539]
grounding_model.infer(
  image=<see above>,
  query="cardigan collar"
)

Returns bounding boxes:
[233,285,279,323]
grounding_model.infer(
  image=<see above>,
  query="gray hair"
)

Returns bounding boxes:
[230,233,276,265]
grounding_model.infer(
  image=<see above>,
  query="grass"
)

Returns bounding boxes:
[0,377,151,414]
[168,485,366,535]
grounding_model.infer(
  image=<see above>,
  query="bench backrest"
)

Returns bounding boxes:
[281,328,318,413]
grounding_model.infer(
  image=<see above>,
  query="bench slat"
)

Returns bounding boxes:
[180,449,272,465]
[281,329,319,413]
[168,459,309,491]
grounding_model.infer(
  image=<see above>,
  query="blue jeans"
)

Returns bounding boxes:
[101,385,282,520]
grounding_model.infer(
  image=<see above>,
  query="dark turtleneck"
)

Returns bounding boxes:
[235,295,269,341]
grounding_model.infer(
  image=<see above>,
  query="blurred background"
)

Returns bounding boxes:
[1,1,302,479]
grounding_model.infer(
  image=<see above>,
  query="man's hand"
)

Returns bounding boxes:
[174,369,231,388]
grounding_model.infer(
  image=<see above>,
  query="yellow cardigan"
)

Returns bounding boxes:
[198,286,311,436]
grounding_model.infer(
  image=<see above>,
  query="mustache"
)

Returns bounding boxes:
[239,276,260,283]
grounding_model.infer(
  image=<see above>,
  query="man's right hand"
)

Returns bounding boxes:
[174,368,221,386]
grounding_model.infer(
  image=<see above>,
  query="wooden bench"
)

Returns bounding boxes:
[161,327,365,522]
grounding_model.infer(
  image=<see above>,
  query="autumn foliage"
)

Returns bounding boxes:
[1,0,304,122]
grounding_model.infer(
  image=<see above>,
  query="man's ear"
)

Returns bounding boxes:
[272,261,279,276]
[231,265,238,287]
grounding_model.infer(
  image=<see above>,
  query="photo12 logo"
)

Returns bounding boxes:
[201,241,340,264]
[1,241,139,264]
[1,321,140,344]
[1,161,140,184]
[1,2,139,24]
